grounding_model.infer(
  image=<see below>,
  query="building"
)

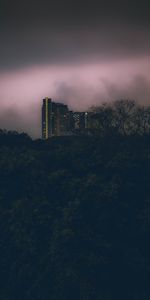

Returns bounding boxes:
[42,98,70,139]
[73,112,85,130]
[42,98,102,139]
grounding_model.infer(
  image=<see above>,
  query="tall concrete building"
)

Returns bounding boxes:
[42,98,70,139]
[41,98,101,139]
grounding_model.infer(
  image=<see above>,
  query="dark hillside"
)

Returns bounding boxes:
[0,130,150,299]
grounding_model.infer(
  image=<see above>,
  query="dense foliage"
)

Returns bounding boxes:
[88,99,150,136]
[0,128,150,299]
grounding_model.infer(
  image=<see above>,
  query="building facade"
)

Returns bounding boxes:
[42,98,70,139]
[42,98,101,139]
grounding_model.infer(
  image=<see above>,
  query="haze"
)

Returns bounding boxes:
[0,0,150,137]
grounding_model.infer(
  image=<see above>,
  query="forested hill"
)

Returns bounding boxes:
[0,130,150,300]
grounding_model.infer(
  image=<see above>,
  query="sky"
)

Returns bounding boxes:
[0,0,150,137]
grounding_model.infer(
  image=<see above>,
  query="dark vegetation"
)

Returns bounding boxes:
[0,100,150,300]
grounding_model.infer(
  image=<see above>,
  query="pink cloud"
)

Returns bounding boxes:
[0,56,150,137]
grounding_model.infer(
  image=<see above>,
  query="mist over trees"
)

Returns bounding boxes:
[0,100,150,300]
[88,99,150,136]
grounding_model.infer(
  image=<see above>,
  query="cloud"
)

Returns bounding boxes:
[0,0,150,138]
[0,59,150,138]
[54,75,150,109]
[0,74,150,138]
[101,75,150,105]
[1,23,150,71]
[0,105,40,138]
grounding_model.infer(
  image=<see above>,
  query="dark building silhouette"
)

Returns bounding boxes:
[73,112,88,132]
[72,111,100,134]
[42,98,101,139]
[42,98,70,139]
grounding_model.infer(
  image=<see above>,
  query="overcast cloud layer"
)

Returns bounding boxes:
[0,0,150,137]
